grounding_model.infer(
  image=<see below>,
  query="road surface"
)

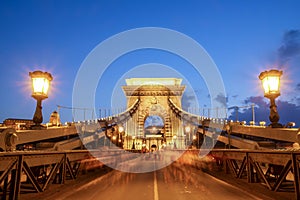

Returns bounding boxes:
[30,159,261,200]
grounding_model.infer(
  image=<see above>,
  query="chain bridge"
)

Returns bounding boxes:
[0,78,300,199]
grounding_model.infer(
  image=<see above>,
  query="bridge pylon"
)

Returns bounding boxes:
[122,78,186,150]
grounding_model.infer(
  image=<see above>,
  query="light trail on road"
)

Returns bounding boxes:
[28,159,262,200]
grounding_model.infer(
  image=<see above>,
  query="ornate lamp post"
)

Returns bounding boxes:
[118,125,124,147]
[258,69,283,128]
[192,135,197,148]
[118,126,124,133]
[29,70,53,129]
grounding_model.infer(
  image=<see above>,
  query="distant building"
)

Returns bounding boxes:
[3,118,34,130]
[144,125,164,135]
[49,111,61,126]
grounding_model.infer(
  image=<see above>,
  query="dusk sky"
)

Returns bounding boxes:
[1,0,300,126]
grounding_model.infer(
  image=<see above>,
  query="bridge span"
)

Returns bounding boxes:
[0,148,299,199]
[1,78,300,199]
[20,156,262,200]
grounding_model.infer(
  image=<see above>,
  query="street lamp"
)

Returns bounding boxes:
[185,126,191,147]
[118,125,124,147]
[29,70,53,129]
[112,135,117,141]
[185,126,191,133]
[118,126,124,133]
[259,69,283,128]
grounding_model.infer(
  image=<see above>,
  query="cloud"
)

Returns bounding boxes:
[296,83,300,91]
[214,93,228,108]
[290,84,300,105]
[144,115,164,127]
[243,96,268,108]
[229,96,269,122]
[181,92,196,110]
[296,97,300,105]
[229,96,300,127]
[277,100,300,125]
[277,29,300,65]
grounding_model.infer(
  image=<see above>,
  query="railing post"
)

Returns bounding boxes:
[9,155,23,200]
[246,152,253,183]
[61,153,67,184]
[2,176,8,200]
[224,158,230,174]
[292,153,300,199]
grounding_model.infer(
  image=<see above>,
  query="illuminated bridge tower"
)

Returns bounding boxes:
[122,78,185,150]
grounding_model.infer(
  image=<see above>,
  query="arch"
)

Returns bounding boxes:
[141,104,168,136]
[123,78,185,149]
[144,115,164,128]
[140,104,168,121]
[144,115,164,135]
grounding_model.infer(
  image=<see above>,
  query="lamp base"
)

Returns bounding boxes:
[269,122,283,128]
[30,124,46,130]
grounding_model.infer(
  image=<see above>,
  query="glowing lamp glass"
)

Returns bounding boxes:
[185,126,191,133]
[259,69,282,97]
[29,71,53,99]
[32,78,50,95]
[261,76,280,94]
[118,126,124,133]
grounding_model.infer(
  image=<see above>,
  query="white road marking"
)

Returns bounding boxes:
[153,171,159,200]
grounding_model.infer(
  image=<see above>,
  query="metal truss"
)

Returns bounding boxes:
[0,150,90,200]
[0,149,140,200]
[168,98,300,149]
[210,149,300,199]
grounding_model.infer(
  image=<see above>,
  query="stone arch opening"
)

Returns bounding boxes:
[139,104,170,150]
[140,103,169,135]
[144,115,164,134]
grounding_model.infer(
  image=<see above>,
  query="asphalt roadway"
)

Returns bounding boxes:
[59,171,259,200]
[28,158,262,200]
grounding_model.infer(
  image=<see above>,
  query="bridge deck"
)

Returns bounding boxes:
[20,160,294,200]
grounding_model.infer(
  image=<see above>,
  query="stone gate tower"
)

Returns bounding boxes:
[122,78,185,149]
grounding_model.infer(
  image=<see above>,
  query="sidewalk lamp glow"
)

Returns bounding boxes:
[259,69,283,128]
[259,69,282,98]
[117,125,124,147]
[29,70,53,128]
[184,126,191,147]
[259,121,266,126]
[185,126,191,133]
[118,126,124,133]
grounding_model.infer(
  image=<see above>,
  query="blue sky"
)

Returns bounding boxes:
[1,0,300,126]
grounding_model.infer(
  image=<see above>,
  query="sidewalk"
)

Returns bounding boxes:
[205,168,295,200]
